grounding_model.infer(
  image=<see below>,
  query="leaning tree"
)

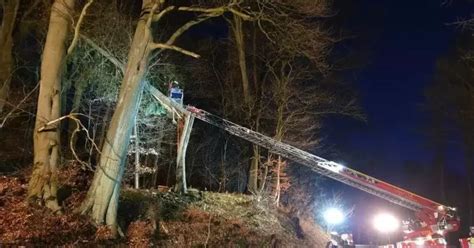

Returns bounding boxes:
[78,0,251,235]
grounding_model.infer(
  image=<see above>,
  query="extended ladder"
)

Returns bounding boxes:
[146,83,453,215]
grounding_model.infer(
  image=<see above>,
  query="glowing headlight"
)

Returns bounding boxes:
[373,212,400,233]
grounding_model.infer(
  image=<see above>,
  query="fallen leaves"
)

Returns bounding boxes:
[0,176,95,245]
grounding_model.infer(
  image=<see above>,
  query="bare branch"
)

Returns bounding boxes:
[166,14,213,45]
[150,43,200,58]
[152,5,175,23]
[178,5,252,20]
[0,83,39,128]
[79,34,125,73]
[67,0,95,55]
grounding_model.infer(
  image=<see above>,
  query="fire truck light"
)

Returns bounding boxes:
[415,238,425,246]
[333,164,344,173]
[323,208,345,225]
[373,213,400,233]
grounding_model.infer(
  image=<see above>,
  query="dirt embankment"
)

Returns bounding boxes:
[0,170,328,247]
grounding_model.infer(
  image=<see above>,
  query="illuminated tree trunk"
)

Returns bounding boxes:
[27,0,74,212]
[79,0,154,235]
[0,0,19,113]
[174,114,194,193]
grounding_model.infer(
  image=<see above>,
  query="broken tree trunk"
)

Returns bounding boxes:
[27,0,74,212]
[174,114,194,193]
[0,0,20,114]
[79,0,155,235]
[145,83,194,193]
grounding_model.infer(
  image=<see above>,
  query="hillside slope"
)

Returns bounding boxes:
[0,172,329,247]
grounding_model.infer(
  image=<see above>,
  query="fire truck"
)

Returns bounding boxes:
[147,83,470,247]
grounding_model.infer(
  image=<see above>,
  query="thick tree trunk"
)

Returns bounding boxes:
[0,0,19,113]
[27,0,74,212]
[231,14,259,194]
[79,0,154,235]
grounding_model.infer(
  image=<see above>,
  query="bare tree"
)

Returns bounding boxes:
[27,0,75,211]
[0,0,20,113]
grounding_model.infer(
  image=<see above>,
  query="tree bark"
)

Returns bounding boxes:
[0,0,19,113]
[231,14,259,194]
[174,114,194,193]
[274,155,282,206]
[134,118,140,189]
[232,14,250,106]
[96,102,112,162]
[27,0,74,212]
[79,0,155,235]
[272,63,288,205]
[67,84,85,150]
[248,144,259,193]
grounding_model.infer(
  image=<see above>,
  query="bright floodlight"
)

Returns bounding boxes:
[373,213,400,233]
[323,208,345,225]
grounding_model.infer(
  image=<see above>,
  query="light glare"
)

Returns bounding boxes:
[324,208,345,225]
[373,212,400,233]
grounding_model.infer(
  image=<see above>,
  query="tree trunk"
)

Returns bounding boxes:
[232,14,250,106]
[174,114,194,193]
[134,118,140,189]
[274,155,282,206]
[67,84,85,151]
[231,14,259,194]
[96,102,112,163]
[27,0,74,212]
[247,145,259,193]
[272,65,288,205]
[79,0,154,235]
[0,0,19,113]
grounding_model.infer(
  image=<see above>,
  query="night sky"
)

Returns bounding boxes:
[330,0,472,178]
[324,0,473,242]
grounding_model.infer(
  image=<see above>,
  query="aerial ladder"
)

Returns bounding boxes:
[147,83,461,247]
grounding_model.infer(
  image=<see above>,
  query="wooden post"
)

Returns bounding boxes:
[174,114,194,193]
